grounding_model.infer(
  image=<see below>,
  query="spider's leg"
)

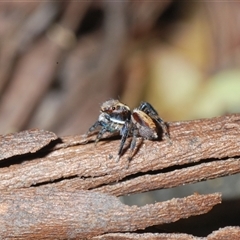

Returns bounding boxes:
[128,128,138,161]
[154,117,171,144]
[86,121,101,136]
[95,127,107,145]
[138,102,153,113]
[116,121,130,162]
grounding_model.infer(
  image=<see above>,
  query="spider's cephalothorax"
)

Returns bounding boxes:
[87,99,170,162]
[87,99,131,157]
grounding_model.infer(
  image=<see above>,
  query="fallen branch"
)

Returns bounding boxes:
[0,114,240,193]
[0,129,57,161]
[92,227,240,240]
[1,114,240,238]
[0,189,220,239]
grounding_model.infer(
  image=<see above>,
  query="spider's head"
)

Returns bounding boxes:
[100,99,130,115]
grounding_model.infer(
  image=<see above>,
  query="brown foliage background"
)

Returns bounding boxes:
[0,1,240,135]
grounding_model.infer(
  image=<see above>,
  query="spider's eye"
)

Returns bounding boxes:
[112,107,115,111]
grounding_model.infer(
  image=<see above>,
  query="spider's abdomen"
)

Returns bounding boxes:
[131,109,158,140]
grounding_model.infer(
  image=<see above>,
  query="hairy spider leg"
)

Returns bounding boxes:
[138,102,171,142]
[116,120,130,162]
[95,127,109,145]
[87,113,111,144]
[86,121,106,145]
[87,121,101,135]
[156,116,171,142]
[128,127,139,161]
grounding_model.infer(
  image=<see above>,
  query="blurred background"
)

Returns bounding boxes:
[0,1,240,235]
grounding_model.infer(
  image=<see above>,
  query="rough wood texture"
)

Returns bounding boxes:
[1,114,240,193]
[1,114,240,238]
[0,190,220,239]
[0,129,57,161]
[92,227,240,239]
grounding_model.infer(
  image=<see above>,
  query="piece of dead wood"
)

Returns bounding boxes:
[92,226,240,240]
[0,114,240,192]
[0,129,57,161]
[0,114,240,238]
[0,189,220,239]
[207,226,240,240]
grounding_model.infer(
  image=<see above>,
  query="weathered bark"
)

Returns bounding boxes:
[92,227,240,240]
[0,114,240,238]
[0,190,220,239]
[0,129,57,161]
[0,114,240,193]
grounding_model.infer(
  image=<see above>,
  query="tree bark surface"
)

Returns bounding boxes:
[1,114,240,238]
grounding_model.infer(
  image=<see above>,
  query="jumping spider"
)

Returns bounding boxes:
[86,99,170,161]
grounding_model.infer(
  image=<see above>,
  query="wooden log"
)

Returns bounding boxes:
[0,114,240,194]
[0,189,220,239]
[0,114,240,238]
